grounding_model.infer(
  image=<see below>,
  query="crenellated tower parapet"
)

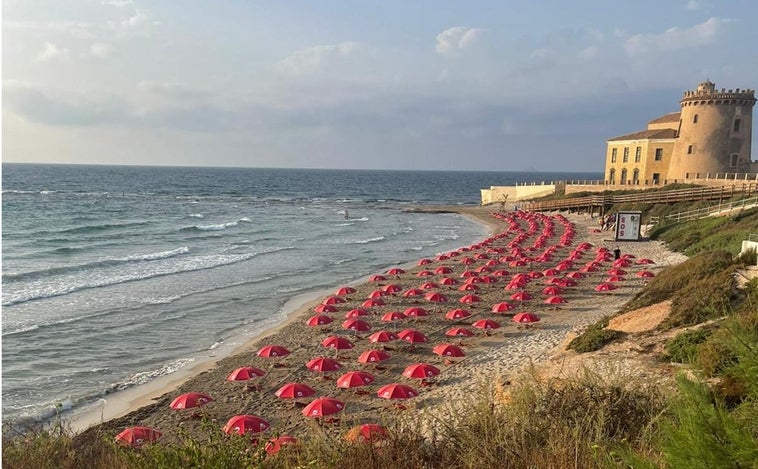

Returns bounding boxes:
[668,80,755,179]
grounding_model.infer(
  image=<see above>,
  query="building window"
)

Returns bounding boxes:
[652,173,660,184]
[734,118,741,132]
[693,114,698,123]
[620,169,627,185]
[730,154,739,167]
[609,168,616,184]
[687,145,693,154]
[623,147,629,163]
[632,168,640,184]
[655,148,663,161]
[610,148,617,163]
[634,146,641,163]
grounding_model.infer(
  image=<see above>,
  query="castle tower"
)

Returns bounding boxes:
[668,80,756,179]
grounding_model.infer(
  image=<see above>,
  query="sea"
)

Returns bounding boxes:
[1,164,600,426]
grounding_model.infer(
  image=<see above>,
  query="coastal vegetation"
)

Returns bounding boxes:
[4,204,758,468]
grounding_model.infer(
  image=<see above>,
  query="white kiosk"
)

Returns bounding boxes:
[615,211,642,241]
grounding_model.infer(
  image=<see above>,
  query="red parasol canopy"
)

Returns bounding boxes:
[637,270,655,278]
[227,367,265,381]
[445,327,474,337]
[343,318,372,332]
[377,383,418,399]
[170,392,213,410]
[305,357,343,372]
[397,329,428,343]
[368,330,398,342]
[307,314,334,327]
[367,290,387,299]
[403,307,428,317]
[302,397,345,417]
[432,343,465,357]
[459,294,482,304]
[382,284,403,294]
[458,283,479,291]
[435,266,453,274]
[223,414,270,435]
[402,288,424,297]
[358,349,391,363]
[491,302,515,313]
[336,370,375,388]
[275,382,316,399]
[335,286,356,296]
[369,274,386,282]
[472,319,501,330]
[265,435,298,455]
[445,308,471,320]
[387,268,405,275]
[345,424,388,443]
[323,296,346,305]
[424,292,448,303]
[594,282,618,292]
[257,344,291,358]
[362,298,385,308]
[381,311,406,322]
[439,277,458,285]
[314,304,338,313]
[321,336,355,350]
[541,285,563,295]
[512,312,541,323]
[115,426,162,448]
[543,296,568,305]
[402,363,440,379]
[344,308,370,319]
[417,258,432,266]
[510,291,533,301]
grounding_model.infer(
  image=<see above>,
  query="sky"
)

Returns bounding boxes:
[2,0,758,172]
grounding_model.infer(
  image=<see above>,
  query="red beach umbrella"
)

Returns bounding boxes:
[377,383,418,399]
[322,296,346,305]
[446,327,475,337]
[541,285,563,295]
[342,318,371,332]
[345,424,388,443]
[336,370,375,388]
[335,286,356,296]
[302,397,345,417]
[275,382,316,399]
[115,427,162,448]
[265,436,298,455]
[464,276,483,284]
[368,330,398,343]
[637,270,655,278]
[556,278,578,287]
[345,308,370,319]
[417,258,432,266]
[458,283,479,291]
[460,257,476,265]
[382,284,403,294]
[362,298,385,308]
[307,314,334,327]
[475,266,491,273]
[542,268,561,277]
[306,357,342,372]
[358,349,391,363]
[510,291,532,301]
[436,254,450,261]
[417,270,435,277]
[445,308,471,320]
[492,269,510,277]
[420,282,437,290]
[314,304,338,313]
[580,265,598,273]
[424,292,448,303]
[435,266,453,274]
[543,296,568,305]
[397,329,428,344]
[402,288,424,297]
[227,367,265,381]
[170,392,213,410]
[367,290,387,299]
[472,319,501,330]
[257,344,291,358]
[223,415,270,435]
[491,302,514,313]
[402,363,440,379]
[369,274,386,282]
[439,277,458,285]
[403,307,428,317]
[321,336,355,350]
[387,268,405,275]
[460,270,478,278]
[432,344,465,357]
[594,282,618,292]
[636,258,655,265]
[504,281,524,291]
[606,276,625,282]
[607,268,627,276]
[512,312,541,323]
[381,311,406,322]
[565,272,585,279]
[459,294,482,304]
[613,259,632,268]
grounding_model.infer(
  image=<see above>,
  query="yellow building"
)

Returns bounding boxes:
[604,81,755,184]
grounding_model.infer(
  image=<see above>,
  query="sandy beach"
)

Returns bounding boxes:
[78,206,687,443]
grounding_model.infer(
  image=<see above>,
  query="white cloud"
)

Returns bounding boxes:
[102,0,133,7]
[578,45,599,59]
[273,42,359,76]
[530,47,556,60]
[435,27,486,55]
[89,42,113,58]
[35,42,70,62]
[685,0,704,11]
[121,8,148,27]
[624,17,731,56]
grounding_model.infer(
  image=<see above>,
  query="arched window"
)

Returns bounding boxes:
[609,168,616,184]
[620,168,628,185]
[632,168,640,184]
[730,154,739,167]
[734,118,741,132]
[693,114,698,123]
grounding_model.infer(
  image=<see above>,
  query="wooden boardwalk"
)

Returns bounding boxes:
[523,183,758,213]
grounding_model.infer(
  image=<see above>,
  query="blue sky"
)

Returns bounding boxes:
[3,0,757,171]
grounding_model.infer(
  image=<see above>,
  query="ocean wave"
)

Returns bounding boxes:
[336,222,354,226]
[353,217,369,222]
[346,236,385,245]
[3,247,191,282]
[2,246,295,307]
[107,358,195,392]
[23,221,151,238]
[188,213,204,219]
[181,218,250,231]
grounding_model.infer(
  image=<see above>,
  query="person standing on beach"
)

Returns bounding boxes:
[614,246,621,260]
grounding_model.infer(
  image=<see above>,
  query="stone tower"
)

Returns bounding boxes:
[668,80,756,179]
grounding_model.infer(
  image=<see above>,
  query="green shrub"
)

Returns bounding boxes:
[568,318,626,353]
[664,268,735,329]
[665,329,712,363]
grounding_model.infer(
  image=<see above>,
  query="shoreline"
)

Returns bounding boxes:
[65,206,495,433]
[74,207,687,442]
